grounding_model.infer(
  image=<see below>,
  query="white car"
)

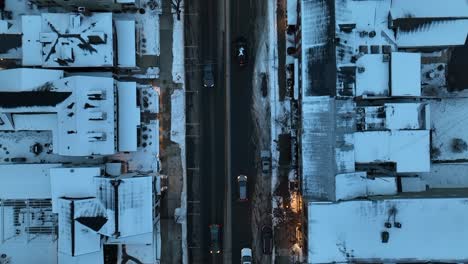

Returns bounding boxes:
[241,248,252,264]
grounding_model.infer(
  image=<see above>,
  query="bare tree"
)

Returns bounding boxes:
[171,0,183,21]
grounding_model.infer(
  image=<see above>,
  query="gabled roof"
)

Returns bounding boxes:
[396,20,468,48]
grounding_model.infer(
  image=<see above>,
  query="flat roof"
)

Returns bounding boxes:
[385,103,425,130]
[335,172,397,201]
[115,20,136,68]
[354,130,430,173]
[355,54,389,97]
[391,52,421,96]
[308,197,468,263]
[391,0,468,20]
[0,164,61,199]
[117,82,140,152]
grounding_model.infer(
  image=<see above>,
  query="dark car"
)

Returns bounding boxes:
[209,224,222,254]
[235,37,248,67]
[203,64,215,88]
[262,225,273,254]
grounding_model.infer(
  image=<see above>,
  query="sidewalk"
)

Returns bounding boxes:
[158,0,186,263]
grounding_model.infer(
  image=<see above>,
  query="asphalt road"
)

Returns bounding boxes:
[229,0,258,263]
[197,0,226,262]
[186,0,257,262]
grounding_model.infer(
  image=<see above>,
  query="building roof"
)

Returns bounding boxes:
[22,13,113,67]
[117,81,140,152]
[0,69,117,156]
[115,20,136,68]
[50,167,101,213]
[355,54,389,97]
[354,130,430,173]
[58,198,103,257]
[308,197,468,263]
[301,0,336,96]
[95,175,153,238]
[390,0,468,20]
[335,172,397,201]
[301,96,336,201]
[396,20,468,48]
[0,164,61,199]
[391,52,421,96]
[385,103,426,130]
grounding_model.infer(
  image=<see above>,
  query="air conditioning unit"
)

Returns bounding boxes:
[383,54,390,62]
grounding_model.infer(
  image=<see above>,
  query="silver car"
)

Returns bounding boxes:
[237,175,248,201]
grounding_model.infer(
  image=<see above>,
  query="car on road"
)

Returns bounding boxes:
[209,224,222,254]
[203,64,214,88]
[262,225,273,255]
[235,37,248,67]
[261,150,270,174]
[237,174,248,201]
[241,248,252,264]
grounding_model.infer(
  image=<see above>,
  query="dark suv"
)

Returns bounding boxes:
[262,225,273,254]
[209,224,222,254]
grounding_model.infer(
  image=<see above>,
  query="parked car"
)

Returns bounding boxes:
[237,175,248,201]
[260,150,270,174]
[262,225,273,254]
[203,64,215,88]
[235,37,248,67]
[241,248,252,264]
[209,224,222,254]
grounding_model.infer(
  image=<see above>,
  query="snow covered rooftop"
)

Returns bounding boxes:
[50,167,101,213]
[22,13,114,67]
[308,197,468,263]
[355,54,389,96]
[335,172,397,201]
[391,52,421,96]
[115,20,136,68]
[0,163,61,199]
[354,130,430,173]
[0,68,141,156]
[95,175,153,238]
[385,103,427,130]
[301,96,336,201]
[396,20,468,48]
[390,0,468,20]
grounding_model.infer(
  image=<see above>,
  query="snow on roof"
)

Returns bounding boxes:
[22,13,113,67]
[301,0,336,96]
[396,20,468,48]
[335,172,397,201]
[50,167,101,213]
[58,198,102,257]
[355,54,389,96]
[391,52,421,96]
[354,130,430,173]
[287,0,298,25]
[301,96,336,200]
[385,103,426,130]
[117,81,140,152]
[390,0,468,20]
[0,68,64,91]
[0,164,61,199]
[115,20,136,68]
[95,175,153,238]
[308,197,468,263]
[0,69,117,156]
